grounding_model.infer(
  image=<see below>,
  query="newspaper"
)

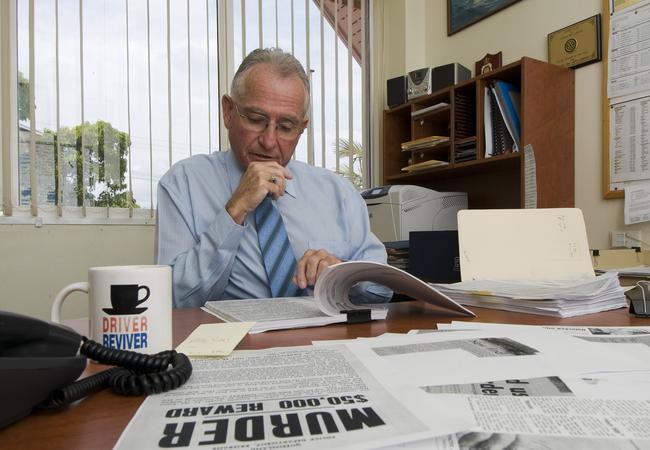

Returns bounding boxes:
[114,345,474,449]
[346,327,650,449]
[440,321,650,338]
[204,261,473,332]
[340,328,650,391]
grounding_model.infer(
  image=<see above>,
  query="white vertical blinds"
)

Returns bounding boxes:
[2,0,368,223]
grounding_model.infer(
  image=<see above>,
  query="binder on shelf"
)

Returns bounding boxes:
[483,87,494,157]
[492,80,521,146]
[485,86,514,156]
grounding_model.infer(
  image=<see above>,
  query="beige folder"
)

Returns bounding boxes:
[457,208,595,281]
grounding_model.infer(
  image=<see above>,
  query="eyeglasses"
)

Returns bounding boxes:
[232,101,304,140]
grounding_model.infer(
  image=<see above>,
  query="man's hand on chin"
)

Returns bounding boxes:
[226,161,293,224]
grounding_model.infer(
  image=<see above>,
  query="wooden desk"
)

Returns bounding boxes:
[0,301,645,449]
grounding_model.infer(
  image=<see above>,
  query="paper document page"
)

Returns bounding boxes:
[175,323,253,357]
[341,328,650,391]
[625,180,650,224]
[114,345,473,449]
[610,97,650,184]
[314,261,474,317]
[206,297,328,322]
[457,208,594,281]
[608,1,650,98]
[523,144,537,208]
[203,296,387,333]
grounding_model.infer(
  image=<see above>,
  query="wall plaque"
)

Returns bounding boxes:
[548,14,602,69]
[475,52,502,75]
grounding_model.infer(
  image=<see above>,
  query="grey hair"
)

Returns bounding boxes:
[230,47,311,117]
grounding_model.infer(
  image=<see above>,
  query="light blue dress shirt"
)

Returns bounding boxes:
[155,150,392,308]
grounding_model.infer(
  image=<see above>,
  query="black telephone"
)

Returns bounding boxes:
[0,310,192,429]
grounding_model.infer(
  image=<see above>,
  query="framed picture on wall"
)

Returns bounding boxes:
[448,0,522,36]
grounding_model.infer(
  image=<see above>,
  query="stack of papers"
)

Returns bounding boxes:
[400,159,449,172]
[431,272,627,317]
[444,208,629,317]
[400,135,449,151]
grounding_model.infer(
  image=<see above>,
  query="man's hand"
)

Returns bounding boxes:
[225,161,292,224]
[293,249,341,289]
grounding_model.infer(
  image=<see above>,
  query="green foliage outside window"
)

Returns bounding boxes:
[336,138,364,190]
[42,120,138,208]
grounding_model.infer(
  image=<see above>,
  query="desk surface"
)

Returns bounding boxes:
[0,302,646,449]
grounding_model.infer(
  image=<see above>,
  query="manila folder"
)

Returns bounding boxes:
[457,208,594,281]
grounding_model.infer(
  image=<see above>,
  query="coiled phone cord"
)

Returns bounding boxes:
[40,337,192,408]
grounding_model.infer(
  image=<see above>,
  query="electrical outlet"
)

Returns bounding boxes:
[610,230,627,248]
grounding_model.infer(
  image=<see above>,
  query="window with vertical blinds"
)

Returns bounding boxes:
[0,0,369,224]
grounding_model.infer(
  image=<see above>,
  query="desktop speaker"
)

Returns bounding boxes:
[432,63,471,92]
[386,75,407,108]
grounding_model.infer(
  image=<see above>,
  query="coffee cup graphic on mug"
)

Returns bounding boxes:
[51,265,172,355]
[105,284,151,314]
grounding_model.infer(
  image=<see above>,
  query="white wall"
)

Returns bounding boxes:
[0,225,154,320]
[373,0,649,250]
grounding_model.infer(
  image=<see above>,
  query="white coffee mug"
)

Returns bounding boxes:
[51,265,173,355]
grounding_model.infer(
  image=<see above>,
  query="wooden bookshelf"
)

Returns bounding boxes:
[382,57,575,209]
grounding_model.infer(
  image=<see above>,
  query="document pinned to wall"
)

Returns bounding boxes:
[604,0,650,196]
[609,95,650,184]
[607,0,650,99]
[625,180,650,224]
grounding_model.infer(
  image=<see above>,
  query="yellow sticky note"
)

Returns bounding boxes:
[175,322,254,357]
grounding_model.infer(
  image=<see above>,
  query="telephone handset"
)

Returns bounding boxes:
[0,310,192,429]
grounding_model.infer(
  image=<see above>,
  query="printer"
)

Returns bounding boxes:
[361,185,467,242]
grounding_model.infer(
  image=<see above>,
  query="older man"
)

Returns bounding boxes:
[155,47,390,308]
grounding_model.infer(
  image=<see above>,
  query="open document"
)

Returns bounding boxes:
[204,261,473,333]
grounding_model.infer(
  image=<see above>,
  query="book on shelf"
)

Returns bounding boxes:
[401,159,449,172]
[401,135,450,151]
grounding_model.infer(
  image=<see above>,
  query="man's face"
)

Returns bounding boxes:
[222,64,308,168]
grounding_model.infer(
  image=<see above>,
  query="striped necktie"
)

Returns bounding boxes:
[255,196,301,297]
